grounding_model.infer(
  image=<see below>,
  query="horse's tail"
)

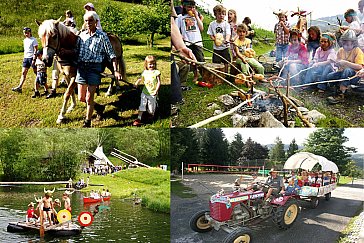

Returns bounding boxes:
[107,33,127,81]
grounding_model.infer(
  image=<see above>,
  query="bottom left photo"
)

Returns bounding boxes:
[0,128,170,242]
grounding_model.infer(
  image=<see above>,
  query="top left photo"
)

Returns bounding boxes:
[0,0,170,128]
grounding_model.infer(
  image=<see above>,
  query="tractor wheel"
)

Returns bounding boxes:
[272,199,299,230]
[325,192,331,201]
[189,210,213,233]
[222,228,253,243]
[310,197,319,208]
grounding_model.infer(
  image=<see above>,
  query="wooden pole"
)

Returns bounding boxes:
[39,207,44,238]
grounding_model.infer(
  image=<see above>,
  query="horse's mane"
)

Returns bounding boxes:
[38,19,71,39]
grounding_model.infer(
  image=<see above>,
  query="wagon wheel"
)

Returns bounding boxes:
[222,228,253,243]
[310,197,319,208]
[272,199,299,229]
[189,210,212,233]
[325,192,331,201]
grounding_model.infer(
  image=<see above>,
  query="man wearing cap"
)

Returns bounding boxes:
[76,11,121,127]
[264,168,284,200]
[12,27,38,93]
[84,2,102,31]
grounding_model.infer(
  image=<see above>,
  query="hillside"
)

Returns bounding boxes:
[351,154,364,168]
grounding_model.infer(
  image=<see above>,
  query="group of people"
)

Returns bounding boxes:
[273,4,364,104]
[237,168,338,201]
[11,2,161,127]
[89,188,111,199]
[26,189,72,226]
[172,0,364,111]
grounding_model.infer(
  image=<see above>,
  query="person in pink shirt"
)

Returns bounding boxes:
[279,29,308,85]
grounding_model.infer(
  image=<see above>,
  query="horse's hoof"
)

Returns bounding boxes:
[56,117,64,124]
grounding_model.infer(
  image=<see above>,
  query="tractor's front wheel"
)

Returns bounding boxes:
[189,210,213,233]
[272,199,299,230]
[222,228,253,243]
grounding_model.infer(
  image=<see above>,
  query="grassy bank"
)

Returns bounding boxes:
[80,168,170,213]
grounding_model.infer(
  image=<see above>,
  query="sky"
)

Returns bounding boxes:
[222,128,364,154]
[195,0,361,30]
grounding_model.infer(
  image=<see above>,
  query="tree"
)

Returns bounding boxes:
[287,138,299,158]
[101,0,169,47]
[240,137,269,161]
[269,137,286,164]
[304,128,356,173]
[201,129,229,165]
[228,133,244,165]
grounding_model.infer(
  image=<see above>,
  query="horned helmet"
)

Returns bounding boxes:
[44,187,55,197]
[63,190,74,197]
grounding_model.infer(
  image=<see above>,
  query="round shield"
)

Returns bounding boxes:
[78,211,94,227]
[57,209,72,223]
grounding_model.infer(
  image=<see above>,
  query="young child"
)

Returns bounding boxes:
[12,27,38,93]
[326,29,364,104]
[273,10,290,62]
[133,55,161,126]
[176,0,205,83]
[64,10,76,28]
[42,189,54,225]
[304,33,336,88]
[26,202,38,223]
[207,4,231,74]
[279,29,308,85]
[32,50,49,98]
[228,9,238,60]
[306,26,321,59]
[285,178,301,195]
[243,17,255,47]
[62,191,72,212]
[234,23,264,79]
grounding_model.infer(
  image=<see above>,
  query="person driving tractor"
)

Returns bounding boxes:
[264,168,285,201]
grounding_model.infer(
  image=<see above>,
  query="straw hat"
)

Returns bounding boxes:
[269,168,278,174]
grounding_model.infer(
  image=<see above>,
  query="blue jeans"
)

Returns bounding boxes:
[304,64,333,86]
[322,68,360,90]
[275,44,288,62]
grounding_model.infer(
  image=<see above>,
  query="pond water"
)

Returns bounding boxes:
[0,186,170,242]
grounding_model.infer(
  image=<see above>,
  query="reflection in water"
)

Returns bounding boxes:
[0,186,170,242]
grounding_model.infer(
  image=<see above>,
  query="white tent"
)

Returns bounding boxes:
[283,152,339,173]
[92,146,115,168]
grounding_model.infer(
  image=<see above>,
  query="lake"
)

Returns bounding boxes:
[0,186,170,242]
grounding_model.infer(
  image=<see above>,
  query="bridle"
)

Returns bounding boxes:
[44,24,61,54]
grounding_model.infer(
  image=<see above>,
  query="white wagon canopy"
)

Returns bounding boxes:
[284,152,339,173]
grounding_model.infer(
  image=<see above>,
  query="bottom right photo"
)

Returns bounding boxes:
[171,128,364,243]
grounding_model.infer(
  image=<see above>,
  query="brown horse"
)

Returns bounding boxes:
[37,18,126,124]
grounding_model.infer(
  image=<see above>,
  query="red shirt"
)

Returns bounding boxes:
[27,208,34,218]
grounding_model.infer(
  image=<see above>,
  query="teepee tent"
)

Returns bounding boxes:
[92,146,115,168]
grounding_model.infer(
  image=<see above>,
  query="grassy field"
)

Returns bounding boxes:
[0,0,170,128]
[79,168,170,213]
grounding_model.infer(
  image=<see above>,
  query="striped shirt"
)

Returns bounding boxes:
[77,29,116,63]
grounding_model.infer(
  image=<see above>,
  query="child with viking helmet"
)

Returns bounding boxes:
[42,188,55,225]
[326,29,364,104]
[274,10,290,62]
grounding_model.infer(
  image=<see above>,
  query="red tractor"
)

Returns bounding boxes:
[190,183,299,243]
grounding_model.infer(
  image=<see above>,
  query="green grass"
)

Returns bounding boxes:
[79,168,170,213]
[171,180,196,198]
[337,176,353,186]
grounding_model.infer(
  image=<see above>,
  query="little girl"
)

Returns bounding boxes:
[306,26,321,59]
[325,29,364,104]
[228,9,238,60]
[234,24,264,78]
[304,32,336,89]
[279,29,308,85]
[285,178,301,195]
[133,55,161,126]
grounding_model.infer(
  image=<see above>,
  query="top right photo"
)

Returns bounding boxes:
[171,0,364,128]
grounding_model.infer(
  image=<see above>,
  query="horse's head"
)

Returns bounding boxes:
[36,17,63,67]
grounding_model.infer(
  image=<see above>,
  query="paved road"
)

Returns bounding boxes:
[171,174,364,243]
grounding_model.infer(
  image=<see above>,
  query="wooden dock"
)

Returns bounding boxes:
[0,181,69,185]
